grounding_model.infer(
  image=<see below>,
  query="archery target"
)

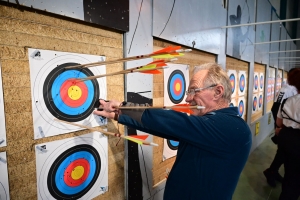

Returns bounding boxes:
[0,152,10,200]
[0,65,6,147]
[227,70,237,98]
[258,92,263,111]
[163,139,179,161]
[164,63,189,106]
[238,71,246,96]
[252,94,258,113]
[29,49,107,139]
[238,97,246,119]
[253,72,259,93]
[259,73,264,92]
[35,132,108,200]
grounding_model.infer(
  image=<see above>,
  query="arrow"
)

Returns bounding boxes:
[116,104,205,115]
[77,59,175,81]
[54,119,158,146]
[64,46,191,69]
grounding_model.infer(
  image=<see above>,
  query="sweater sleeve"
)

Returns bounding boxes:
[140,109,251,154]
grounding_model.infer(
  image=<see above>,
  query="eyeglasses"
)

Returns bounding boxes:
[185,84,217,96]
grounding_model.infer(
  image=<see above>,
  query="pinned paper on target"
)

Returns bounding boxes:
[0,65,6,147]
[253,72,259,93]
[227,70,237,98]
[259,73,264,92]
[238,71,247,96]
[258,92,263,111]
[164,63,189,106]
[237,96,246,120]
[252,93,258,114]
[28,49,107,139]
[163,139,179,161]
[0,152,10,200]
[35,132,108,200]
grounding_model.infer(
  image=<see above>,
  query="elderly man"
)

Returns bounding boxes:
[94,63,251,200]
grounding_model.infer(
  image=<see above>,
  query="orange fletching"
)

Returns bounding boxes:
[152,46,181,54]
[129,135,149,140]
[140,70,162,74]
[172,104,193,114]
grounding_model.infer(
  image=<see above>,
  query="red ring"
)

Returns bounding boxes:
[173,78,182,96]
[63,158,90,187]
[60,79,88,108]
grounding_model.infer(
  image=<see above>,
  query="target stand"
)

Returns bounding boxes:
[28,49,107,139]
[35,132,108,200]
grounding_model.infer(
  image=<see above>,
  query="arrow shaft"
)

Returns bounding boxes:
[55,119,157,146]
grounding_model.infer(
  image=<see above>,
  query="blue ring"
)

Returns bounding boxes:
[51,70,94,115]
[229,74,236,93]
[55,151,96,195]
[169,74,185,101]
[254,75,258,90]
[169,140,179,147]
[239,100,244,116]
[253,96,257,111]
[239,74,245,92]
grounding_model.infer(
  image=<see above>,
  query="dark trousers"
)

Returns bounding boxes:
[278,127,300,200]
[269,146,284,172]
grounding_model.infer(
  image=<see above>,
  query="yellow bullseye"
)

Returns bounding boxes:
[175,83,181,92]
[71,166,85,180]
[68,86,82,100]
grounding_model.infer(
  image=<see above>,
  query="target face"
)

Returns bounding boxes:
[36,132,108,200]
[253,96,257,111]
[239,74,245,93]
[29,49,107,139]
[167,70,186,104]
[254,73,258,92]
[229,74,236,94]
[163,139,179,161]
[238,99,244,117]
[164,64,189,106]
[227,70,237,97]
[44,63,99,122]
[258,93,263,109]
[259,73,264,90]
[167,140,179,150]
[0,152,10,200]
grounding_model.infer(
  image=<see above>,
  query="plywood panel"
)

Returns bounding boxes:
[226,56,249,121]
[0,5,124,200]
[251,63,266,122]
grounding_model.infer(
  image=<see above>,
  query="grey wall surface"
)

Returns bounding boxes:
[269,11,280,67]
[153,0,227,55]
[255,0,272,64]
[279,27,287,69]
[227,0,255,62]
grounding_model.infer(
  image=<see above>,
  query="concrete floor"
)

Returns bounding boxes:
[232,132,300,200]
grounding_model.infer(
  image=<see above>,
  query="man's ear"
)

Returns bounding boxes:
[213,85,224,99]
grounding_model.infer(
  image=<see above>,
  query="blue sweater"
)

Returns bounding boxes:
[119,107,252,200]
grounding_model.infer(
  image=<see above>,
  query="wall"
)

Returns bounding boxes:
[0,4,125,199]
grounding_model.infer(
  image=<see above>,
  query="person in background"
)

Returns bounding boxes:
[94,63,252,200]
[264,68,298,187]
[275,68,300,200]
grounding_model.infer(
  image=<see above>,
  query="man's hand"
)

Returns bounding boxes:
[93,99,121,119]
